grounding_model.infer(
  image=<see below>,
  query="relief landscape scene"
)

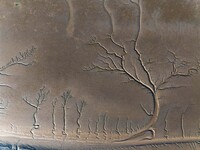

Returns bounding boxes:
[0,0,200,149]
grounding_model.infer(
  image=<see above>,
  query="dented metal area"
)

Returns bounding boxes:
[0,0,200,149]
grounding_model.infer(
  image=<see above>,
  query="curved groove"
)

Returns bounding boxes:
[102,0,113,34]
[65,0,74,37]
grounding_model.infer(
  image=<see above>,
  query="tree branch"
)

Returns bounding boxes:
[158,85,187,91]
[22,97,37,109]
[88,36,123,59]
[121,55,155,94]
[0,84,13,89]
[0,46,36,72]
[140,104,153,116]
[157,51,199,90]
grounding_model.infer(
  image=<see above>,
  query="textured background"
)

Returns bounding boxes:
[0,0,200,149]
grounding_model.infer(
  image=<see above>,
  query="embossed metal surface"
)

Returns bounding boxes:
[0,0,200,149]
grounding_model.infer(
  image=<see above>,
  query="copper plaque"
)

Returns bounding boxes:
[0,0,200,149]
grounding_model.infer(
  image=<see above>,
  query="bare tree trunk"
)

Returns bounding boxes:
[116,90,159,142]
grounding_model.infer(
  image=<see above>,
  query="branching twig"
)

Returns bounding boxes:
[0,46,36,90]
[158,85,187,91]
[157,51,199,90]
[140,104,153,116]
[22,86,49,138]
[88,36,123,59]
[0,84,13,89]
[0,46,36,72]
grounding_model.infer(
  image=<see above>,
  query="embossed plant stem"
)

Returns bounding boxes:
[61,91,72,136]
[63,104,67,135]
[198,120,200,136]
[164,109,170,139]
[102,113,108,140]
[94,116,100,139]
[114,80,159,141]
[87,119,92,140]
[181,105,189,138]
[33,107,39,127]
[181,114,185,138]
[115,117,121,136]
[30,107,39,138]
[52,98,57,138]
[126,118,130,135]
[130,122,134,133]
[76,100,86,138]
[115,0,160,141]
[105,0,159,141]
[22,86,49,139]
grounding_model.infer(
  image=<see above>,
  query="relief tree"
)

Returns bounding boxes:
[0,46,36,89]
[61,90,72,136]
[85,0,200,142]
[76,100,86,138]
[51,98,57,139]
[22,86,49,138]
